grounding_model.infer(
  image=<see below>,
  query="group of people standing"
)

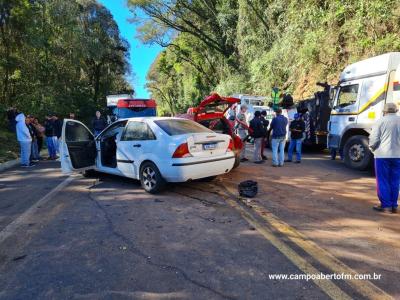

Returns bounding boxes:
[235,105,305,167]
[8,108,109,168]
[12,110,62,167]
[233,102,400,214]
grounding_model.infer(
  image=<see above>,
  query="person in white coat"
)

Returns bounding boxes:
[15,113,34,167]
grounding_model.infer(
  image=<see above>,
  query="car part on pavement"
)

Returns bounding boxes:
[238,180,258,198]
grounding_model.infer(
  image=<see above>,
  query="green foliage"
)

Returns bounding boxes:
[0,129,18,163]
[131,0,400,115]
[0,0,131,122]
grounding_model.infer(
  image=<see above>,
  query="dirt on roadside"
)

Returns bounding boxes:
[219,150,400,297]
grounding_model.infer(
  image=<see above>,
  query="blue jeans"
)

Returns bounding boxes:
[19,141,32,165]
[288,139,302,162]
[375,158,400,208]
[46,136,58,158]
[31,139,40,160]
[330,148,343,160]
[271,137,286,166]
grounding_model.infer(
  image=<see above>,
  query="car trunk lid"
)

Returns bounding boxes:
[186,133,230,158]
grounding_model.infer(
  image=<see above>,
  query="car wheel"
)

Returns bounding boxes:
[82,169,97,178]
[140,162,165,194]
[343,135,373,171]
[233,154,240,168]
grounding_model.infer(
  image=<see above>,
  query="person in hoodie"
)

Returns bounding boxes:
[15,112,35,167]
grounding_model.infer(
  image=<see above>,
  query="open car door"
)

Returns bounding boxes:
[194,93,240,121]
[60,119,96,173]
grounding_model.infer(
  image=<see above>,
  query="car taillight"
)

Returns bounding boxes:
[172,143,192,158]
[227,139,234,152]
[234,135,243,150]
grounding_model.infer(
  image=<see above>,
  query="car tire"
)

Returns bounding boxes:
[233,155,240,168]
[343,135,373,171]
[199,176,217,182]
[140,162,166,194]
[82,169,97,178]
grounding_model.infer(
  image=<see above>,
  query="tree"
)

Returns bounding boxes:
[0,0,131,122]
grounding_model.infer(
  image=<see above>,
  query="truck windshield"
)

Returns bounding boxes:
[113,107,156,119]
[336,84,359,108]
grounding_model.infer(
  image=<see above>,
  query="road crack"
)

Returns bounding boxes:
[87,180,236,300]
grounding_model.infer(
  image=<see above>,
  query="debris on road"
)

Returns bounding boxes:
[238,180,258,198]
[12,255,27,261]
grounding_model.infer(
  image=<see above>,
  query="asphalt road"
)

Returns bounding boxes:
[0,149,398,300]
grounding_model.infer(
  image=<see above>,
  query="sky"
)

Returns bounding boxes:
[98,0,162,98]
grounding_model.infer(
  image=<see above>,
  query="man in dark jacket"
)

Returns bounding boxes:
[92,111,107,136]
[250,111,266,164]
[44,114,57,160]
[26,115,40,162]
[286,113,305,163]
[260,110,270,160]
[52,115,62,155]
[269,108,288,167]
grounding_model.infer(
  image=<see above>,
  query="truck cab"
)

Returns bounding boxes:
[328,52,400,170]
[106,94,157,122]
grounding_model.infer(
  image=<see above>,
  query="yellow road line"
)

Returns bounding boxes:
[218,182,393,300]
[219,191,352,300]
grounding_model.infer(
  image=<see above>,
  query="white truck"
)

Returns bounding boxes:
[231,94,275,123]
[328,52,400,170]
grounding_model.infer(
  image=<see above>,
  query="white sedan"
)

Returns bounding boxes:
[60,117,235,193]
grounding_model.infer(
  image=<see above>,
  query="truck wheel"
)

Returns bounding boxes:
[343,135,373,171]
[140,162,165,194]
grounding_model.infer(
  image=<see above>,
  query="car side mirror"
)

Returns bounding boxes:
[115,131,122,142]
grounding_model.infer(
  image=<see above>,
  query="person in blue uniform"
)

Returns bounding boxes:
[369,103,400,214]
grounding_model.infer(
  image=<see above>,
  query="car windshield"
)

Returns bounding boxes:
[155,119,212,136]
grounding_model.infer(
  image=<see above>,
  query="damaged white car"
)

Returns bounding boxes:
[60,117,235,193]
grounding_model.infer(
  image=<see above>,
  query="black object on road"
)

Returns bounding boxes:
[238,180,258,198]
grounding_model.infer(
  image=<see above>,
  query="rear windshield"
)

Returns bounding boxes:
[200,119,230,135]
[154,119,212,136]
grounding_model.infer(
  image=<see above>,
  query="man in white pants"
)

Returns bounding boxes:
[15,113,34,167]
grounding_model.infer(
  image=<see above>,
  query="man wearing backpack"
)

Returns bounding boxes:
[250,111,266,164]
[286,113,305,163]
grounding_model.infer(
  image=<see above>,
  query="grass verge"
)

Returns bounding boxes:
[0,128,19,163]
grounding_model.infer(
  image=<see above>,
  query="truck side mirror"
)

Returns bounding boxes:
[329,86,336,108]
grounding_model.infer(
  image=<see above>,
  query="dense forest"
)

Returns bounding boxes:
[0,0,131,121]
[129,0,400,115]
